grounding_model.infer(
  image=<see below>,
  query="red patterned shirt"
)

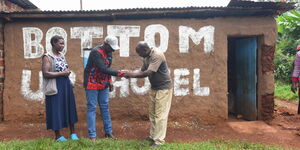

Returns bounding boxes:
[84,46,122,90]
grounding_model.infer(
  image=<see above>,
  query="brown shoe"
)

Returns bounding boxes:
[144,137,154,143]
[90,137,96,143]
[104,134,117,140]
[151,143,161,148]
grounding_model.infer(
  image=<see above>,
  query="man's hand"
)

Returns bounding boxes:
[109,83,114,92]
[122,70,133,78]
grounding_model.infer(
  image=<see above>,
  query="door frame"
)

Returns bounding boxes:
[227,35,261,120]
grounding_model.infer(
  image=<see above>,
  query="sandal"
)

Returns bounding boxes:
[70,133,79,140]
[56,136,67,142]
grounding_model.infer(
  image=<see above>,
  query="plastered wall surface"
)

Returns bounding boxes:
[3,16,276,122]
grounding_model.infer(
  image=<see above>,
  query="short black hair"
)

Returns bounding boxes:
[136,41,150,51]
[50,35,64,46]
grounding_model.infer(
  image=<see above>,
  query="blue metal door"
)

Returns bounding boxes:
[234,37,257,120]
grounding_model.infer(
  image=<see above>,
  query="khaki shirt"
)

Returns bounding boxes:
[141,49,172,90]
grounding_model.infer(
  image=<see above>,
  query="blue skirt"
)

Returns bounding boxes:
[45,77,78,130]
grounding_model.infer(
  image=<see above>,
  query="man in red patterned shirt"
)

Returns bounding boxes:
[84,36,124,141]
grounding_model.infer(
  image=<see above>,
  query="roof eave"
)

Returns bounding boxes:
[0,7,290,22]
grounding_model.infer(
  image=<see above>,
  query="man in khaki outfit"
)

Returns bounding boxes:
[124,41,172,147]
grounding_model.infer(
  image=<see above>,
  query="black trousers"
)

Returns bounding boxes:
[298,98,300,114]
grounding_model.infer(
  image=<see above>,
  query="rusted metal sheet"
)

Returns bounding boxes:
[228,0,295,11]
[7,0,37,9]
[0,1,294,21]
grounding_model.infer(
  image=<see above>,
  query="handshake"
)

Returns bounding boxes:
[120,70,140,78]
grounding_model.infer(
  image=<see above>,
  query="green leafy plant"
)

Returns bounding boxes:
[275,81,298,102]
[275,7,300,83]
[274,37,295,83]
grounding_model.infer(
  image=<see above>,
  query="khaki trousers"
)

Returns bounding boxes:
[149,88,173,145]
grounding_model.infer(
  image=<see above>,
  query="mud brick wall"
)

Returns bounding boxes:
[0,22,3,121]
[0,0,24,12]
[261,45,275,120]
[0,0,25,121]
[1,16,277,123]
[261,45,275,72]
[261,94,274,120]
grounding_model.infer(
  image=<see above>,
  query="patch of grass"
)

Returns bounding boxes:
[210,139,287,150]
[0,138,287,150]
[275,81,298,102]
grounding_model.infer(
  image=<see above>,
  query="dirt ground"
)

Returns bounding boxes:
[0,99,300,149]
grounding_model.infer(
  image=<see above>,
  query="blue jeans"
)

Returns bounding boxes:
[85,88,112,138]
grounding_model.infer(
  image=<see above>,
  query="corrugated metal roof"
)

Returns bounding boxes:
[227,0,295,11]
[7,0,38,9]
[0,1,295,21]
[8,6,228,14]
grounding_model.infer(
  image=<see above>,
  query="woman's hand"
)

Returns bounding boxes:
[291,82,298,93]
[62,69,71,76]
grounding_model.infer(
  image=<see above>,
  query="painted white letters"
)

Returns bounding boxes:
[20,25,214,100]
[144,24,169,53]
[23,27,44,59]
[70,27,103,57]
[110,77,130,98]
[107,25,140,57]
[179,25,215,53]
[21,70,44,101]
[130,78,151,95]
[193,69,210,96]
[174,68,190,96]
